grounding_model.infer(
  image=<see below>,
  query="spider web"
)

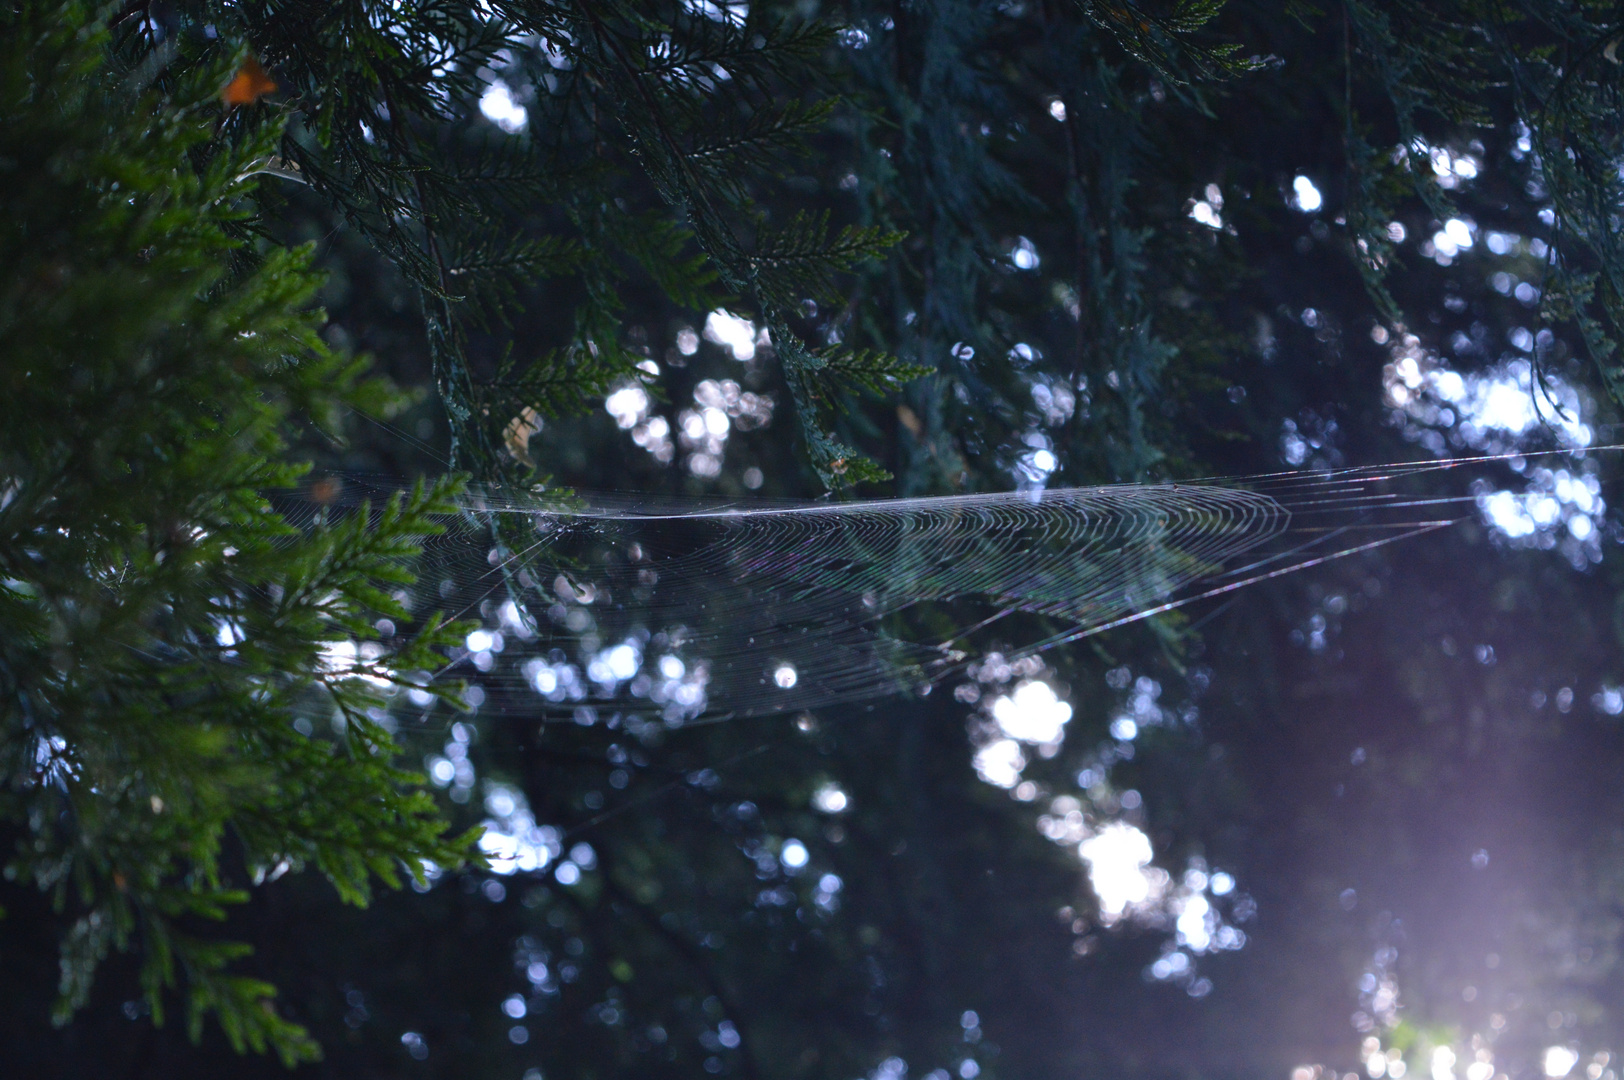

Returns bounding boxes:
[342,457,1482,727]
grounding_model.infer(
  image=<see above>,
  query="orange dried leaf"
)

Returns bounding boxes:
[221,57,277,108]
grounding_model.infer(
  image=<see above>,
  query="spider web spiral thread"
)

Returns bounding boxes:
[363,457,1486,725]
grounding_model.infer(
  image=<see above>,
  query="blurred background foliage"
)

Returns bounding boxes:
[11,1,1624,1079]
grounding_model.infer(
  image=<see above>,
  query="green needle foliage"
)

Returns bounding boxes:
[1334,1,1624,407]
[17,0,1624,1072]
[0,7,476,1063]
[118,0,919,486]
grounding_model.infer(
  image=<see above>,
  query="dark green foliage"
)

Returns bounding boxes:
[1079,0,1261,83]
[0,7,474,1062]
[1337,2,1624,407]
[112,0,918,486]
[18,0,1624,1076]
[837,0,1223,491]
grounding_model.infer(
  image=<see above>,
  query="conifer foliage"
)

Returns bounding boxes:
[15,0,1624,1072]
[0,6,474,1063]
[147,0,919,486]
[1332,2,1624,405]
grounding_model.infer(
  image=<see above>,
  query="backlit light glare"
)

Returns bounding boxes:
[1545,1047,1579,1078]
[1292,175,1323,212]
